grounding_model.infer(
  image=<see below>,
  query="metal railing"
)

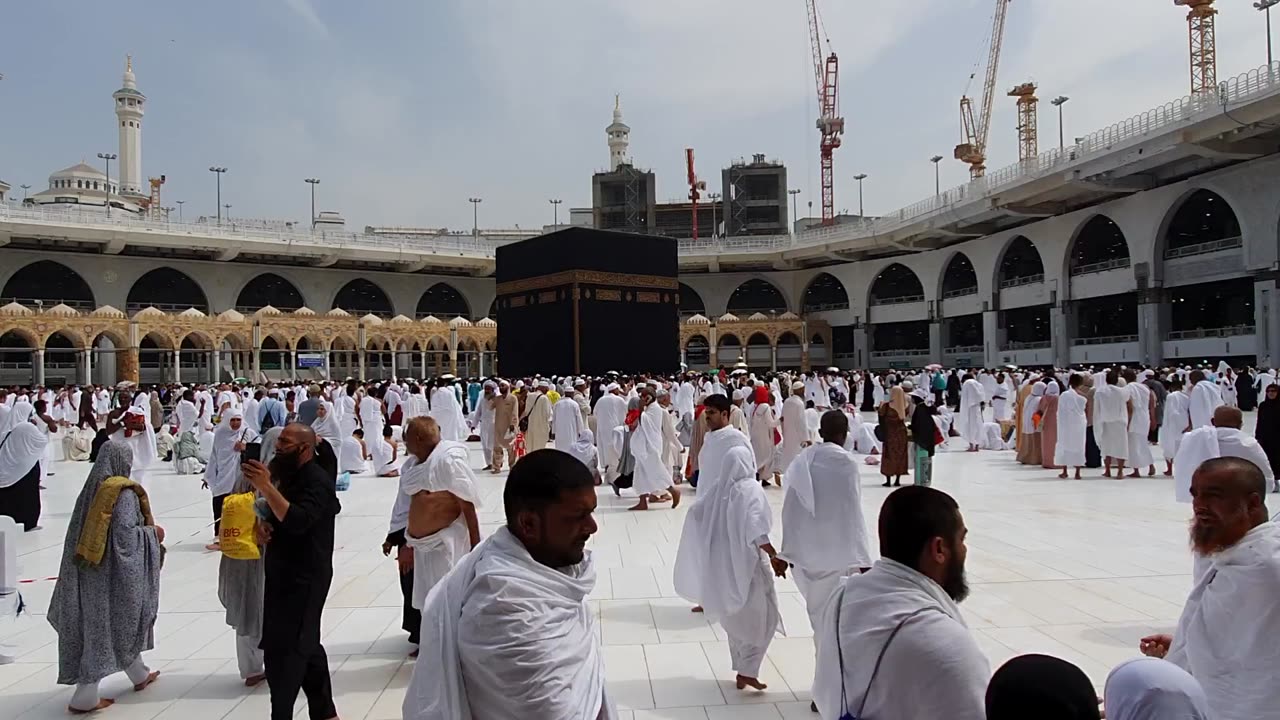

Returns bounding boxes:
[0,297,96,310]
[803,301,851,312]
[870,294,925,307]
[1164,235,1244,259]
[1166,325,1256,340]
[1070,257,1131,276]
[942,286,979,299]
[944,345,983,354]
[1004,339,1052,350]
[999,274,1044,289]
[870,348,931,359]
[1073,334,1139,346]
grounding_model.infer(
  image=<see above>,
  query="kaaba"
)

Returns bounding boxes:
[495,227,679,377]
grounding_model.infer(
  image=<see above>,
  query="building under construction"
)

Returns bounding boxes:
[591,163,657,233]
[721,154,788,236]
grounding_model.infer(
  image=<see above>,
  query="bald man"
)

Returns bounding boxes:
[1174,406,1276,502]
[1141,456,1280,720]
[242,424,341,720]
[401,417,481,614]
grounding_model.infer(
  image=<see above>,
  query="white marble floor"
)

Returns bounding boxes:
[1,425,1208,719]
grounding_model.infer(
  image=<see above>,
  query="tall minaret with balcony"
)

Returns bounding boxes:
[607,94,631,170]
[113,55,145,197]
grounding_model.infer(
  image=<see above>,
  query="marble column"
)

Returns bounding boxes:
[173,349,182,384]
[211,347,221,384]
[449,329,459,375]
[82,348,93,385]
[358,349,366,381]
[1050,304,1070,368]
[290,349,298,381]
[1137,287,1167,367]
[769,344,777,371]
[389,350,397,380]
[928,319,943,366]
[982,310,1002,368]
[33,349,45,386]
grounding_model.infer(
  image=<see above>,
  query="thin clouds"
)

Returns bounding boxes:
[283,0,329,37]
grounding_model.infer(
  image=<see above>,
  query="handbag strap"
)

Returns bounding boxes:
[835,586,938,718]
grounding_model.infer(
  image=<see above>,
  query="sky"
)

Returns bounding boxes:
[1,0,1273,232]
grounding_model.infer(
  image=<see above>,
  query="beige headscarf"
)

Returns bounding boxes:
[888,386,909,420]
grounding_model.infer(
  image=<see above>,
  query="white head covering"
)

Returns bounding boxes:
[0,422,49,488]
[569,429,596,468]
[1104,658,1210,720]
[1045,382,1060,397]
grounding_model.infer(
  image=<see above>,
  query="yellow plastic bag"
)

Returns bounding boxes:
[219,491,260,560]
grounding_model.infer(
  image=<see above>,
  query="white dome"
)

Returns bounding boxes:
[360,314,384,326]
[778,311,800,320]
[178,308,206,318]
[747,312,769,321]
[218,309,246,322]
[255,305,282,317]
[685,313,710,325]
[293,306,316,316]
[476,317,497,328]
[92,305,126,318]
[133,306,166,318]
[0,302,32,316]
[389,314,414,325]
[718,313,740,322]
[50,162,107,180]
[326,308,351,317]
[449,316,472,328]
[45,303,80,317]
[420,315,443,324]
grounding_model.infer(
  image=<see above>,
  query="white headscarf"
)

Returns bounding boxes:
[1104,658,1210,720]
[0,422,49,488]
[206,408,256,494]
[1045,382,1060,397]
[569,429,596,469]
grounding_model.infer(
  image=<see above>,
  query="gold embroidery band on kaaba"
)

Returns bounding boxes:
[496,270,679,296]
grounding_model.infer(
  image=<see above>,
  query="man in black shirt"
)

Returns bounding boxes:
[242,423,341,720]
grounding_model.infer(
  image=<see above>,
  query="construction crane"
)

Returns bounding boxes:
[1008,82,1039,161]
[805,0,844,225]
[144,175,166,218]
[955,0,1012,179]
[685,148,706,241]
[1175,0,1217,95]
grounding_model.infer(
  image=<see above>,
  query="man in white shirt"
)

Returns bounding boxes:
[402,449,614,719]
[1188,369,1224,429]
[1140,456,1280,720]
[812,486,989,720]
[779,409,873,695]
[552,389,584,454]
[1174,406,1275,500]
[593,384,628,482]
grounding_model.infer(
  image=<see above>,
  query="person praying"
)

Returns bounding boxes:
[959,373,986,452]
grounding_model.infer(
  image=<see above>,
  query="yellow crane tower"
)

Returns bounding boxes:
[955,0,1012,179]
[1175,0,1217,95]
[1008,82,1039,161]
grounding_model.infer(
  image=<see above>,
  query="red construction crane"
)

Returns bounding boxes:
[955,0,1011,179]
[806,0,844,225]
[686,148,706,240]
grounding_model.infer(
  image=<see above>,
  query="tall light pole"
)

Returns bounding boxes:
[930,155,944,197]
[853,173,868,218]
[304,178,320,229]
[161,206,174,222]
[1257,0,1279,66]
[223,203,232,222]
[1051,96,1070,151]
[468,197,482,238]
[175,199,185,223]
[788,189,801,233]
[97,152,117,218]
[209,166,227,224]
[549,198,562,227]
[19,184,30,201]
[708,192,721,237]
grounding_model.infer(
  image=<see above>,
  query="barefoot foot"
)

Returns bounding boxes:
[133,670,160,692]
[69,699,115,714]
[691,605,704,613]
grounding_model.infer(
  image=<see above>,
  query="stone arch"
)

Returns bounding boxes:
[332,278,393,316]
[177,330,216,349]
[0,329,36,367]
[684,332,710,349]
[90,328,130,349]
[1158,188,1243,261]
[679,283,707,316]
[996,235,1045,288]
[1067,214,1131,276]
[1,260,96,309]
[128,267,210,313]
[727,278,788,315]
[138,331,174,350]
[868,263,924,306]
[747,332,771,346]
[417,282,471,319]
[236,272,306,312]
[939,251,979,298]
[718,333,742,348]
[802,273,850,312]
[778,331,802,345]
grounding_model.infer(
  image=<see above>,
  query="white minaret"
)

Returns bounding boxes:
[606,94,630,170]
[113,55,145,197]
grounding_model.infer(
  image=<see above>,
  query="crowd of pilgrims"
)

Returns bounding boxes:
[0,360,1276,718]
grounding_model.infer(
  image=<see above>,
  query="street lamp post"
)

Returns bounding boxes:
[19,184,31,201]
[853,173,868,217]
[175,199,185,223]
[549,198,562,227]
[1051,96,1070,151]
[468,197,482,238]
[209,166,227,224]
[97,152,117,218]
[1257,1,1279,66]
[708,192,721,238]
[787,189,801,234]
[223,204,232,223]
[305,178,320,229]
[930,156,944,197]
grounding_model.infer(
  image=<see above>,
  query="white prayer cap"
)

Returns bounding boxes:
[606,382,620,391]
[791,381,805,391]
[498,379,510,387]
[656,388,670,399]
[910,388,928,400]
[574,377,586,386]
[538,380,551,389]
[515,380,525,388]
[733,388,747,400]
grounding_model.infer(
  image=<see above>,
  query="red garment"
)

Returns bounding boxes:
[753,385,770,404]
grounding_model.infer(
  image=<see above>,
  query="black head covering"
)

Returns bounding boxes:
[986,654,1101,720]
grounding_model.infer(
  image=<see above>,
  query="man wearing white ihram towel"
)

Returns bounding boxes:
[551,388,584,454]
[779,411,872,663]
[402,449,615,719]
